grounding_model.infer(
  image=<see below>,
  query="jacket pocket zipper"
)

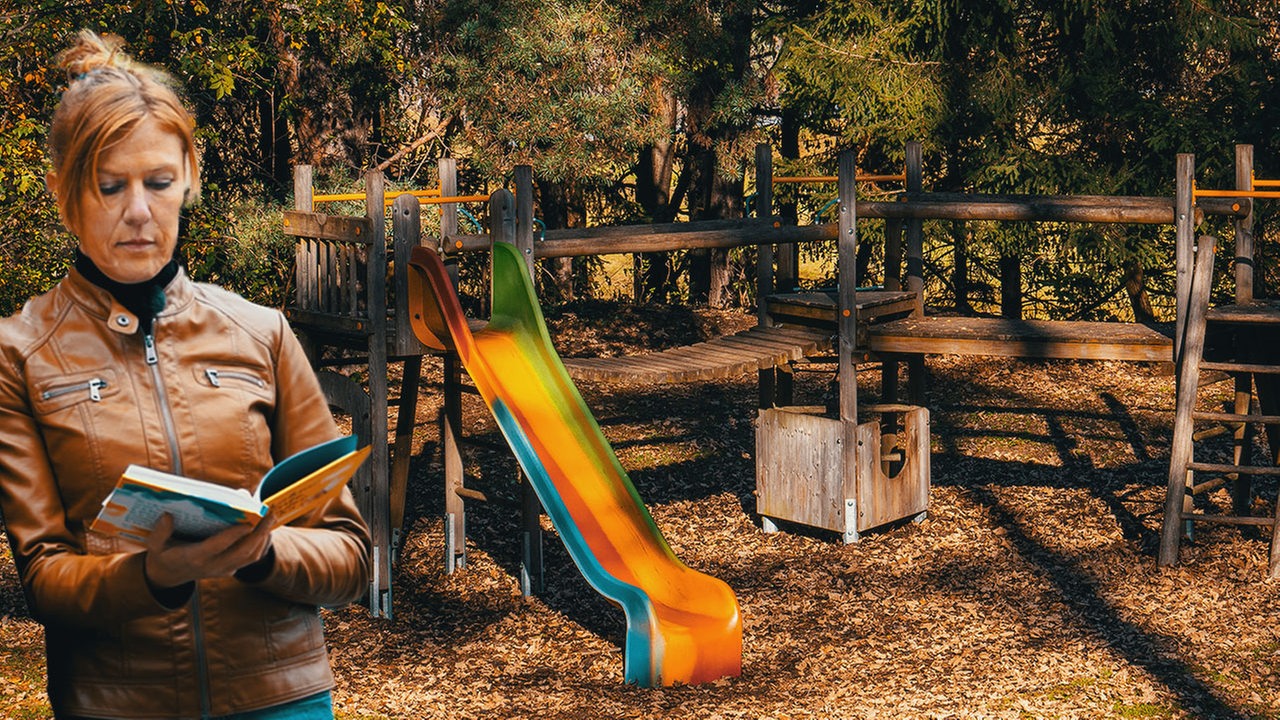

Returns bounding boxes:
[41,377,108,402]
[204,368,266,389]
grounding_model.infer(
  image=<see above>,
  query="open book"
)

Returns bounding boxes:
[90,435,370,543]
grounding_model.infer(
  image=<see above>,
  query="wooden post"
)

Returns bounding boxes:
[437,158,467,573]
[442,348,465,574]
[837,149,861,543]
[1235,144,1254,304]
[389,194,424,562]
[1159,234,1217,567]
[392,197,425,357]
[904,141,924,316]
[903,142,926,404]
[837,150,859,426]
[363,169,393,618]
[514,165,536,277]
[755,144,775,327]
[774,141,800,294]
[755,145,785,408]
[491,187,544,596]
[1174,154,1195,362]
[290,165,320,362]
[1232,144,1256,514]
[438,158,458,256]
[292,166,314,324]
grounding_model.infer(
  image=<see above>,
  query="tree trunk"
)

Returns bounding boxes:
[856,239,874,288]
[1000,253,1022,319]
[1123,257,1156,324]
[687,150,739,305]
[536,178,583,302]
[682,0,753,307]
[634,85,679,303]
[952,221,973,314]
[776,108,801,291]
[258,93,293,202]
[264,6,316,171]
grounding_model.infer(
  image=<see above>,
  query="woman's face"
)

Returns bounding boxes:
[74,117,188,284]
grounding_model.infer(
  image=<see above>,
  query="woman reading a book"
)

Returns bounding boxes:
[0,30,372,720]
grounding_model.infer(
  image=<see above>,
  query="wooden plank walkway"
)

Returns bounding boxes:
[561,325,834,383]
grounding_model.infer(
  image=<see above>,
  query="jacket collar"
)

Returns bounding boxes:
[62,264,196,336]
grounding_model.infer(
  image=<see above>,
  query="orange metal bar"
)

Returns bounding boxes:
[773,173,907,184]
[311,188,490,208]
[312,188,443,204]
[1193,187,1280,199]
[415,193,491,205]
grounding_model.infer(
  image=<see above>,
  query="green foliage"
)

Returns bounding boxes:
[771,0,945,155]
[0,5,88,316]
[180,192,296,308]
[2,0,1278,319]
[409,0,667,182]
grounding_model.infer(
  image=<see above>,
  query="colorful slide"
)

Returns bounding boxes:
[407,242,742,686]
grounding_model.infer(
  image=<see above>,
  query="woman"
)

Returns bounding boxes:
[0,30,372,720]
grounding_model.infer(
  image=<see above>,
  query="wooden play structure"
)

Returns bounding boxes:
[281,140,1274,615]
[1159,147,1280,577]
[442,146,931,569]
[764,145,1245,408]
[284,161,487,616]
[754,149,929,543]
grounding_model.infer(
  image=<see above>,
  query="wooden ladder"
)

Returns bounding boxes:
[1158,233,1280,576]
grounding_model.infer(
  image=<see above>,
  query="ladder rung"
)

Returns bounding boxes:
[1179,512,1276,527]
[1192,411,1280,424]
[1187,476,1228,495]
[1201,361,1280,375]
[1187,461,1280,476]
[453,486,489,502]
[1192,425,1235,442]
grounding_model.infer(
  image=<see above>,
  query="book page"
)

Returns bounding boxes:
[264,445,371,527]
[92,474,265,542]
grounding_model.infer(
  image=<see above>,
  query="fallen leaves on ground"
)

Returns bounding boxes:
[2,303,1278,719]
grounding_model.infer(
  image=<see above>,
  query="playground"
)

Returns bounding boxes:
[6,147,1277,718]
[6,7,1280,717]
[7,310,1277,717]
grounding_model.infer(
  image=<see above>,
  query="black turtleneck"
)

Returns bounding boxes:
[74,250,178,335]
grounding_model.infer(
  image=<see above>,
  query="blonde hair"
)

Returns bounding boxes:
[47,30,201,232]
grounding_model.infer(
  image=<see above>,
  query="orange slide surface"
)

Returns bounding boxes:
[407,242,741,686]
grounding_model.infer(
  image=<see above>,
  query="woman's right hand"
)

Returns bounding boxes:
[143,513,275,589]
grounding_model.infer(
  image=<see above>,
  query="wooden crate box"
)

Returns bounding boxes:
[756,405,930,543]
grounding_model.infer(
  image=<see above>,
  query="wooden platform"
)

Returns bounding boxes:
[1206,300,1280,325]
[765,290,918,328]
[865,316,1174,362]
[561,325,834,383]
[765,292,1174,363]
[757,289,1172,361]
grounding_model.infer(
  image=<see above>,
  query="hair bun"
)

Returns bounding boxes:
[57,30,131,82]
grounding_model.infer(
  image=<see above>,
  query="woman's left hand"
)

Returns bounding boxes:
[143,513,274,589]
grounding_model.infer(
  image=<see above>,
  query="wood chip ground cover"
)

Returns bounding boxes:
[2,303,1278,719]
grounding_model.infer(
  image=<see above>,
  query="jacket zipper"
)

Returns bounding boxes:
[205,368,266,388]
[40,377,107,402]
[143,324,211,716]
[144,331,182,475]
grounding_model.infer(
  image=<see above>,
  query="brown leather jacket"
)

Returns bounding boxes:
[0,267,372,719]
